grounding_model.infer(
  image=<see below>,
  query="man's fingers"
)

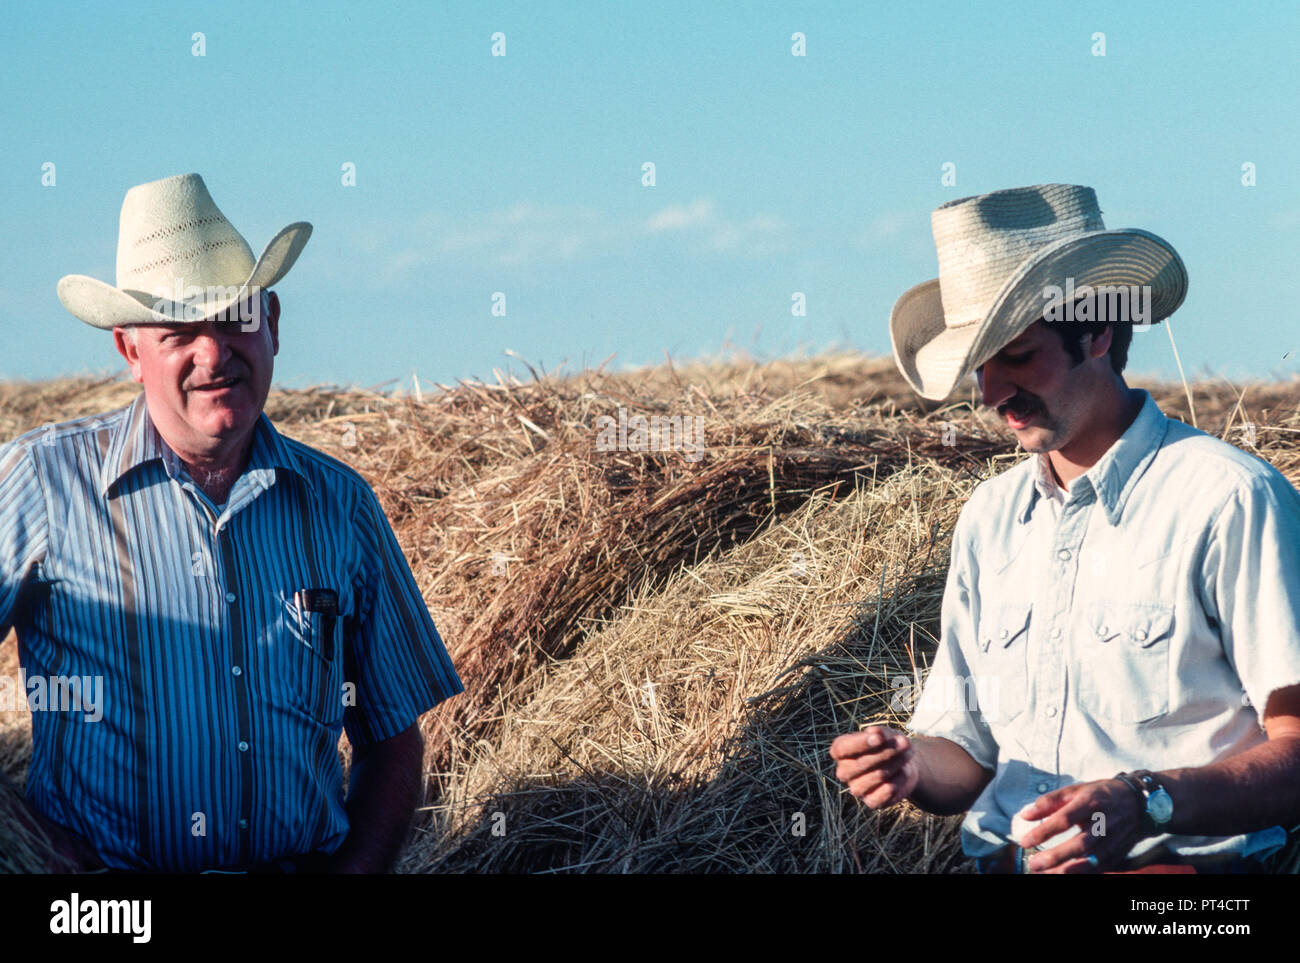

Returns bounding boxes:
[832,727,918,810]
[846,755,916,809]
[830,729,888,758]
[830,727,908,761]
[1018,794,1094,850]
[845,751,910,797]
[1058,856,1104,875]
[1026,833,1104,874]
[1018,787,1070,820]
[859,757,917,809]
[834,740,910,783]
[1019,811,1078,851]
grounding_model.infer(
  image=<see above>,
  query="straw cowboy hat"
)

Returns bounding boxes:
[890,183,1187,400]
[57,172,312,329]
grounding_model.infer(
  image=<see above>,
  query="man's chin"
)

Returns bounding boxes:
[187,393,258,432]
[1014,427,1062,454]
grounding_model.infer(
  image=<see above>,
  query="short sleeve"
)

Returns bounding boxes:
[0,440,48,637]
[343,489,463,748]
[1200,471,1300,721]
[907,504,1000,771]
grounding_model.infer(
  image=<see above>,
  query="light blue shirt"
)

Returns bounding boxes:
[909,388,1300,863]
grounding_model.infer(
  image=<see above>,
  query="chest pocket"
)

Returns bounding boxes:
[976,602,1032,724]
[1076,601,1173,724]
[276,590,344,727]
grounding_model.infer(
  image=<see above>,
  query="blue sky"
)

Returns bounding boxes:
[3,0,1298,390]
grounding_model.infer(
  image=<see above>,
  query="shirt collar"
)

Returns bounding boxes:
[99,392,313,499]
[1034,452,1067,507]
[1017,388,1169,527]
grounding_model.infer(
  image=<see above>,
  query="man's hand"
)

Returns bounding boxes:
[830,726,919,809]
[1017,778,1145,873]
[323,723,425,873]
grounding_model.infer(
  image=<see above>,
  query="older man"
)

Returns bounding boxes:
[0,173,462,872]
[831,184,1300,873]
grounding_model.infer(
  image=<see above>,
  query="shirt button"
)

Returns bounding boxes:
[225,591,236,603]
[238,819,248,830]
[231,665,242,676]
[1057,549,1071,560]
[1097,625,1109,637]
[1046,706,1058,717]
[1036,782,1049,793]
[1135,629,1149,641]
[999,628,1009,639]
[1051,627,1062,639]
[238,741,249,752]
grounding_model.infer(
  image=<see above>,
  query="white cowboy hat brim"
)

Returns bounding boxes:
[58,221,312,330]
[890,228,1188,401]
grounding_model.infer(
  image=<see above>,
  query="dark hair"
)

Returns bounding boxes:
[1041,298,1135,375]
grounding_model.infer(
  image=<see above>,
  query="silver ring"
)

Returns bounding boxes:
[1085,854,1101,868]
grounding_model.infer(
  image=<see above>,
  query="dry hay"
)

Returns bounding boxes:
[2,354,1299,873]
[410,466,975,873]
[0,642,57,873]
[260,354,1011,783]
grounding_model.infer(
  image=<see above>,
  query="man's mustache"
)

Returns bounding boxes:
[997,394,1044,418]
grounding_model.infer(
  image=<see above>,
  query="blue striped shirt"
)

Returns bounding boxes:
[0,392,462,871]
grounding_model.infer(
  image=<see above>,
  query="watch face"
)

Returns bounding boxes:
[1148,788,1174,824]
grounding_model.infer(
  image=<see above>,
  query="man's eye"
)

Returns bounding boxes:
[1004,351,1033,364]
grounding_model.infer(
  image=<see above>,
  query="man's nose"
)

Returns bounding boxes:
[977,361,1016,410]
[191,329,233,370]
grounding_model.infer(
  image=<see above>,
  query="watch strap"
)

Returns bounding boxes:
[1115,770,1157,836]
[1133,770,1161,793]
[1115,771,1144,796]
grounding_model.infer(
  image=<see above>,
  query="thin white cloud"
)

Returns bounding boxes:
[644,198,788,256]
[852,211,909,249]
[1270,208,1300,230]
[375,197,788,280]
[708,213,785,254]
[645,199,717,233]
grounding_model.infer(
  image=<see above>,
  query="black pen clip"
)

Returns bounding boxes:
[294,588,338,660]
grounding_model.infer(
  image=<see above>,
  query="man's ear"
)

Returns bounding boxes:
[112,327,146,384]
[266,291,280,356]
[1087,324,1114,360]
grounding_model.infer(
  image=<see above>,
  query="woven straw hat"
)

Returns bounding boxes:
[57,173,312,329]
[889,184,1187,400]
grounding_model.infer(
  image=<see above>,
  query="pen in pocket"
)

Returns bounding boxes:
[293,588,338,661]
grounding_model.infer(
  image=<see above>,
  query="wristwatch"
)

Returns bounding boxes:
[1115,770,1174,837]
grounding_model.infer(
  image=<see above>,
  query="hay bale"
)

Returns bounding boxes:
[409,465,977,873]
[272,357,1010,781]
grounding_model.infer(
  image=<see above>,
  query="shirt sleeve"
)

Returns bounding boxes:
[1200,469,1300,722]
[342,488,463,749]
[907,499,1000,771]
[0,440,48,638]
